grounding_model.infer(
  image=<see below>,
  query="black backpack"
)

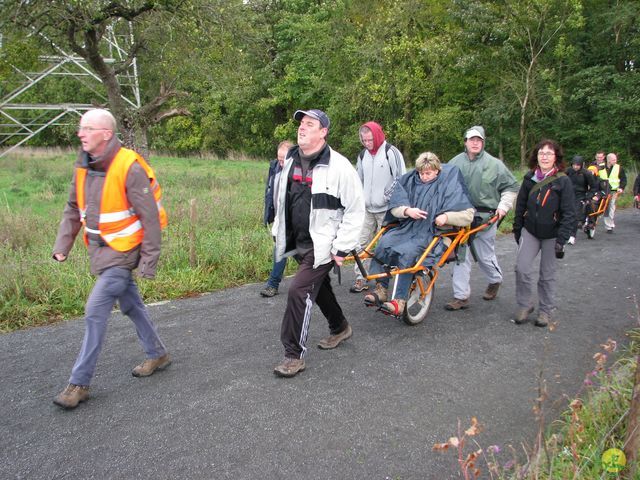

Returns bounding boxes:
[357,143,394,176]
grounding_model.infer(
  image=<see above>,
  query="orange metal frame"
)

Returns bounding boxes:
[346,216,499,302]
[588,192,613,218]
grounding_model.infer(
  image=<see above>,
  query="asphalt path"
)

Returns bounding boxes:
[2,209,639,480]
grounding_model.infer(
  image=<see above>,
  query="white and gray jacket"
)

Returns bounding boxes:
[272,145,365,268]
[356,141,406,213]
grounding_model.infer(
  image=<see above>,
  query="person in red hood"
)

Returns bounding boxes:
[350,121,406,293]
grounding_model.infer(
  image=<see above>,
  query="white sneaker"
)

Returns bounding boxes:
[567,236,575,245]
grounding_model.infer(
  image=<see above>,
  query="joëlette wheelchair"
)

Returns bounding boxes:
[584,190,613,239]
[346,215,499,326]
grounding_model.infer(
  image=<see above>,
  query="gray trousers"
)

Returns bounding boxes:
[604,193,617,230]
[515,229,557,315]
[69,267,168,386]
[354,210,386,281]
[451,222,502,300]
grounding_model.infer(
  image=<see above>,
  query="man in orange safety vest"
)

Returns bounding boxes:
[52,108,170,409]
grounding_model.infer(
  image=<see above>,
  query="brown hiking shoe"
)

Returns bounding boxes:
[445,298,470,311]
[53,384,89,409]
[483,282,501,300]
[318,324,353,350]
[273,357,306,378]
[132,354,171,377]
[260,286,278,297]
[511,306,535,325]
[364,283,388,306]
[535,311,552,327]
[349,279,369,293]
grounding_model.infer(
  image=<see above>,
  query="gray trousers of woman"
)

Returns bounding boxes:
[515,228,558,315]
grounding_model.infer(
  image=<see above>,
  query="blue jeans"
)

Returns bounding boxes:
[69,267,167,386]
[266,247,287,289]
[370,262,413,300]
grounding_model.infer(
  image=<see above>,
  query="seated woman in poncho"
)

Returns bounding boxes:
[363,152,474,316]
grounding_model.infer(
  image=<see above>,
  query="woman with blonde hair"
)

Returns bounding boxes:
[363,152,474,317]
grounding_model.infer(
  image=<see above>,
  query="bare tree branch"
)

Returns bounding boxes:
[94,1,159,24]
[152,107,192,124]
[113,40,146,74]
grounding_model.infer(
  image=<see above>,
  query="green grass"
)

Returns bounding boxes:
[1,152,636,332]
[0,152,289,331]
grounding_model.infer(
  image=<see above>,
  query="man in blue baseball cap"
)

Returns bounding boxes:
[271,108,364,378]
[293,108,330,129]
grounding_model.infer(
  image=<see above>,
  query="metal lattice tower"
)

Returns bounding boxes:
[0,23,141,158]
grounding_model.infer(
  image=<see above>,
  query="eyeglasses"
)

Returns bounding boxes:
[77,126,111,132]
[538,151,556,158]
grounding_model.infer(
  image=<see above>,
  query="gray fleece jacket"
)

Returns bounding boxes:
[356,141,406,213]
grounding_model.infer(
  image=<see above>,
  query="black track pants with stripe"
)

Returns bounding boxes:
[280,249,349,359]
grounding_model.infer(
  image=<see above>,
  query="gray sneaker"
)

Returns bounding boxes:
[273,357,306,378]
[318,324,353,350]
[260,286,278,297]
[53,384,89,409]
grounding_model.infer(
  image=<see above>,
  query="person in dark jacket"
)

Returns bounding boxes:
[260,140,293,297]
[633,173,640,208]
[512,139,575,327]
[566,155,598,244]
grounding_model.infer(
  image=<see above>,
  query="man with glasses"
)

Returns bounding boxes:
[52,108,170,409]
[445,126,519,311]
[350,121,405,293]
[600,152,627,233]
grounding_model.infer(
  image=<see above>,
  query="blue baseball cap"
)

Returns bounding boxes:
[293,109,330,129]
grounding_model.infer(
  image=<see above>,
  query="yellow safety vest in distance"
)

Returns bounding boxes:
[75,147,168,252]
[599,164,620,190]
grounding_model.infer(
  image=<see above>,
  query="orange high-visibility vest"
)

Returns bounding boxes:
[76,147,168,252]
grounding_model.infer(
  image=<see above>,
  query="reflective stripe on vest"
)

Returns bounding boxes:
[599,164,620,190]
[75,147,168,252]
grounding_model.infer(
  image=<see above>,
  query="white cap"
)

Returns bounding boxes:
[464,128,485,140]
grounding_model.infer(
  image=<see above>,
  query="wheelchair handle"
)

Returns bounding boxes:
[351,249,369,279]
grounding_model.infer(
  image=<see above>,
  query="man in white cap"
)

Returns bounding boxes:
[445,126,519,311]
[271,108,364,377]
